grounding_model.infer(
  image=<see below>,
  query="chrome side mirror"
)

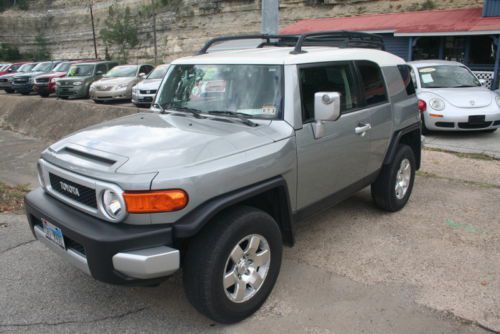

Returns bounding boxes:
[313,92,341,139]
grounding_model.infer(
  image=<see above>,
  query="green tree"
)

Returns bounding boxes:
[100,5,139,63]
[0,43,22,61]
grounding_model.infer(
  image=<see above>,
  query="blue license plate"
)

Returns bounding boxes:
[42,218,66,249]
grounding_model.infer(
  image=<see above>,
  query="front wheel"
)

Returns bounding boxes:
[371,144,416,212]
[183,206,282,324]
[5,88,14,94]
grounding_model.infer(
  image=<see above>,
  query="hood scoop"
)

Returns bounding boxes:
[43,143,128,173]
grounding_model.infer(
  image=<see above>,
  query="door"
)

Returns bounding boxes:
[295,62,373,210]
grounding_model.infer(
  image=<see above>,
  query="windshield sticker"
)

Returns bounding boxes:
[262,105,277,115]
[421,73,434,84]
[419,68,436,73]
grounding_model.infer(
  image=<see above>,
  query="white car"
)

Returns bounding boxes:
[408,60,500,133]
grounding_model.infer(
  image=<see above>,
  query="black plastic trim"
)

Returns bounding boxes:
[25,188,174,286]
[383,122,421,169]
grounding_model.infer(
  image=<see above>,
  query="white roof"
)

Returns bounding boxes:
[407,59,464,67]
[172,47,405,67]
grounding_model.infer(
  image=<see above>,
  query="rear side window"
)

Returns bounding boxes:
[356,61,388,105]
[96,64,107,74]
[299,63,360,122]
[397,65,416,96]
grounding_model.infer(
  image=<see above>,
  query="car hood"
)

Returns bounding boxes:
[14,71,44,78]
[43,113,292,175]
[95,77,135,86]
[36,71,66,79]
[0,73,15,79]
[135,79,162,90]
[420,87,493,108]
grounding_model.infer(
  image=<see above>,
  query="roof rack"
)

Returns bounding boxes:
[197,30,384,55]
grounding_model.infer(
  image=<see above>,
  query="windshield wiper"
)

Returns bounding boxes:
[162,103,203,119]
[207,110,258,127]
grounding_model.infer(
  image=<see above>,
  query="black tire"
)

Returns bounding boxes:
[39,93,49,98]
[183,206,283,324]
[5,88,14,94]
[20,91,30,95]
[94,100,104,104]
[371,144,416,212]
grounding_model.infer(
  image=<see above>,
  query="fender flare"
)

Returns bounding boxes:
[174,176,295,246]
[383,122,421,169]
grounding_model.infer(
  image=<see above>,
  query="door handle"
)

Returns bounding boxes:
[355,123,372,136]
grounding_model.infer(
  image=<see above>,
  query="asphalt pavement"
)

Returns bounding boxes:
[0,128,499,333]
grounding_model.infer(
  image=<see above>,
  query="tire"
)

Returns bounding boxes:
[5,88,14,94]
[20,91,30,95]
[371,144,416,212]
[39,93,49,98]
[94,100,104,104]
[183,206,283,324]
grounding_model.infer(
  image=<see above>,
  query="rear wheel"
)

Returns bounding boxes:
[371,144,416,212]
[183,206,282,324]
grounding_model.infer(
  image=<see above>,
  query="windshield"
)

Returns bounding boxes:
[105,65,138,78]
[32,62,53,72]
[418,65,480,88]
[52,62,72,72]
[67,64,94,77]
[156,64,283,119]
[18,63,36,72]
[148,65,169,79]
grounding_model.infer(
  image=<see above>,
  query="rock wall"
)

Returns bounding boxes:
[0,0,482,63]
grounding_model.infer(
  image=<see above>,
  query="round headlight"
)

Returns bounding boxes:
[429,98,445,111]
[102,190,124,220]
[73,81,82,86]
[495,95,500,107]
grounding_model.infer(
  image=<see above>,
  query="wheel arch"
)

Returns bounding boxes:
[384,123,422,170]
[174,176,295,247]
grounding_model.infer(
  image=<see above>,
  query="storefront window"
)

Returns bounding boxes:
[469,35,497,67]
[412,37,439,60]
[444,36,465,63]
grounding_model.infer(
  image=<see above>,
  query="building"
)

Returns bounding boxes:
[281,0,500,90]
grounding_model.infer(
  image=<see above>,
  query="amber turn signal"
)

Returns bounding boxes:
[123,190,188,213]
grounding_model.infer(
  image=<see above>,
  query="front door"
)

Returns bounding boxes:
[295,62,373,210]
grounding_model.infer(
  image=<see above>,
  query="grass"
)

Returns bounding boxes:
[416,170,499,189]
[0,182,30,213]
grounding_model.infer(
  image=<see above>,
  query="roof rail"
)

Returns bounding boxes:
[197,30,384,55]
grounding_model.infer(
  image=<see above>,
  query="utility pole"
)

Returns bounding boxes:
[89,0,98,59]
[152,0,158,65]
[261,0,279,35]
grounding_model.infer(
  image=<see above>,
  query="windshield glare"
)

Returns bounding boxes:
[156,64,283,119]
[418,65,480,88]
[53,62,72,72]
[148,65,169,79]
[105,65,138,78]
[19,63,36,72]
[32,62,53,72]
[67,64,94,77]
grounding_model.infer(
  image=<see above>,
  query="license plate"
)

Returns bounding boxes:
[469,115,485,124]
[42,218,66,249]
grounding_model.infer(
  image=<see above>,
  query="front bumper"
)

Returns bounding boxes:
[11,82,33,93]
[56,85,87,99]
[0,80,11,89]
[91,88,131,101]
[34,83,55,95]
[132,92,155,105]
[424,110,500,131]
[25,188,180,285]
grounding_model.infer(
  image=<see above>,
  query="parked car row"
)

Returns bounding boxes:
[0,60,170,107]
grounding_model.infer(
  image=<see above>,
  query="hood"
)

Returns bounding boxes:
[37,71,66,79]
[420,87,493,108]
[14,71,44,78]
[44,113,292,175]
[94,77,135,87]
[135,79,162,90]
[0,73,15,80]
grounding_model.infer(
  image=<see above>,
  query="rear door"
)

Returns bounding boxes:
[295,62,373,210]
[354,60,392,175]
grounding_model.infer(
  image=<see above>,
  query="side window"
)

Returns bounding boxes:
[356,61,388,106]
[96,64,107,74]
[299,63,360,123]
[397,64,416,96]
[141,65,154,75]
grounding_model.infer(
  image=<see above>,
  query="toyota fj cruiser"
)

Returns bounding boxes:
[25,31,421,324]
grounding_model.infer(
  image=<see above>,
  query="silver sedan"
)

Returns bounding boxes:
[408,60,500,133]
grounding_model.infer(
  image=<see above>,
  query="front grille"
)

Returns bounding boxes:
[0,79,7,82]
[458,121,492,129]
[36,78,49,83]
[435,122,454,128]
[138,97,153,102]
[49,173,97,208]
[140,89,157,94]
[96,86,112,91]
[14,79,28,83]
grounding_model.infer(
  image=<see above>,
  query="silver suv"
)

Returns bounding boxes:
[25,32,421,324]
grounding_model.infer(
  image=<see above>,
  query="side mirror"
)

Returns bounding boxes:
[96,70,104,75]
[313,92,341,139]
[8,68,13,72]
[479,78,486,86]
[139,72,146,78]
